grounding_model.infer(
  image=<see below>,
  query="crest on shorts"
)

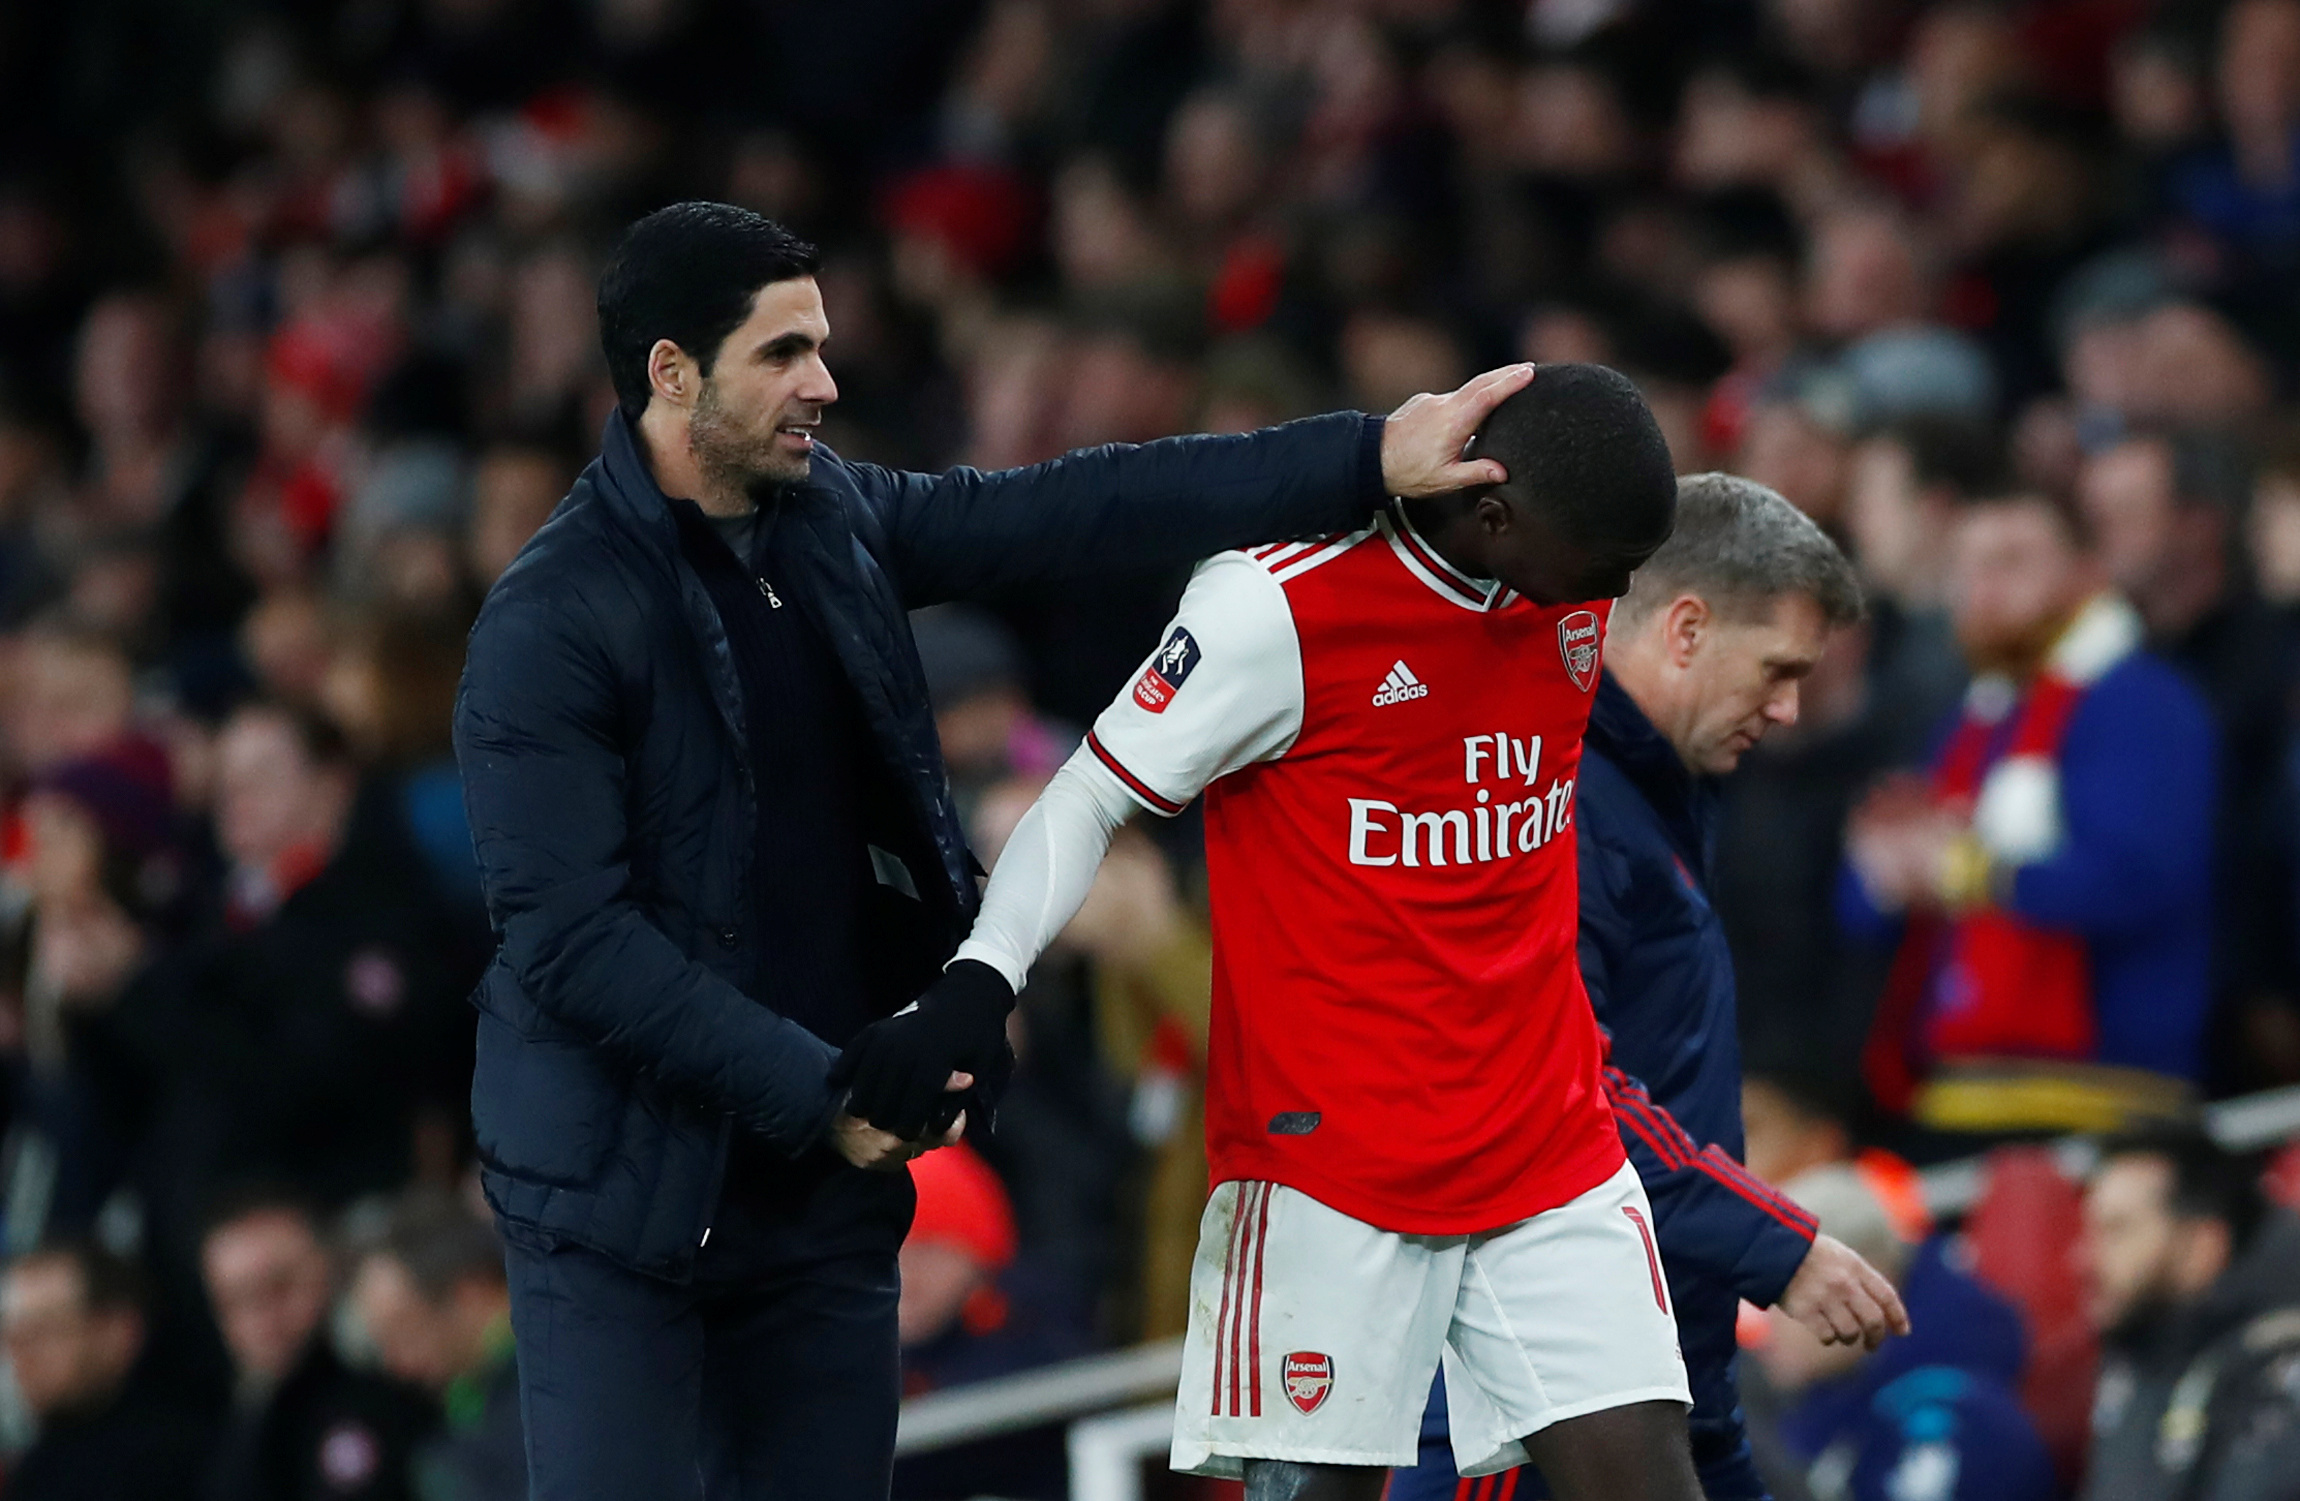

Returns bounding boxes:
[1558,610,1602,692]
[1282,1351,1333,1414]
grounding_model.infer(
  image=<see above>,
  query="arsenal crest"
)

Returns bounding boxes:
[1282,1351,1334,1414]
[1557,610,1602,692]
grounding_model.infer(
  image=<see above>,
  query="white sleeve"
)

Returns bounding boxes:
[950,747,1138,990]
[948,552,1303,990]
[1080,551,1304,816]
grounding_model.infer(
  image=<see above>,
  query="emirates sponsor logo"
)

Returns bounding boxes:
[1347,731,1576,868]
[1371,660,1429,706]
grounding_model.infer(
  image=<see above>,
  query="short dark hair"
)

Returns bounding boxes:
[2099,1125,2268,1256]
[230,699,355,772]
[1745,1066,1857,1129]
[1951,486,2094,550]
[597,202,820,421]
[368,1194,504,1303]
[200,1182,324,1248]
[1877,415,2007,499]
[15,1239,149,1316]
[1470,364,1677,549]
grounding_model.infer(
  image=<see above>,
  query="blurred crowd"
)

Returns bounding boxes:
[5,0,2300,1496]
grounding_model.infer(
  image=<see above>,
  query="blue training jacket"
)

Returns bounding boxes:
[1410,674,1818,1485]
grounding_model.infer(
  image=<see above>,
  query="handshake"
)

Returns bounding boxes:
[824,960,1017,1172]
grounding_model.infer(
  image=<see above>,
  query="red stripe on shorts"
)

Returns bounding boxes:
[1247,1182,1273,1416]
[1623,1204,1669,1314]
[1213,1184,1248,1414]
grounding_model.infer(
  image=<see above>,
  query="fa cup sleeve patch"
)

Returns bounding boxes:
[1132,626,1203,713]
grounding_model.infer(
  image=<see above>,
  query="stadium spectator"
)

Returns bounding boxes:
[2168,0,2300,279]
[910,606,1073,829]
[0,753,198,1394]
[0,1240,215,1500]
[201,1190,435,1501]
[128,702,474,1273]
[1848,486,2217,1144]
[349,1197,521,1501]
[1718,420,1986,1081]
[2078,1128,2300,1501]
[1747,1166,2055,1501]
[892,1140,1083,1501]
[318,610,485,917]
[463,439,575,589]
[2079,431,2300,1088]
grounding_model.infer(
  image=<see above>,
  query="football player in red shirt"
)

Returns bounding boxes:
[941,366,1695,1501]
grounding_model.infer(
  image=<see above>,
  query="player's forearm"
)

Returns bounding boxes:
[951,747,1139,989]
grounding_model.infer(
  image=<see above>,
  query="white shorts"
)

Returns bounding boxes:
[1171,1160,1689,1479]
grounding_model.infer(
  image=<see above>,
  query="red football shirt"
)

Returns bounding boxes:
[1085,506,1625,1234]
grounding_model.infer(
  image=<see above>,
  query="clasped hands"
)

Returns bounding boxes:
[825,959,1016,1172]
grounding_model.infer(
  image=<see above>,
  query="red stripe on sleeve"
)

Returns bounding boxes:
[1605,1068,1818,1238]
[1086,732,1186,814]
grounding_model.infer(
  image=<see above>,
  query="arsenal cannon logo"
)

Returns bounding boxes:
[1282,1351,1334,1414]
[1557,610,1602,692]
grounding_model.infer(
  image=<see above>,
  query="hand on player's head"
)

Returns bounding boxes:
[1380,365,1533,499]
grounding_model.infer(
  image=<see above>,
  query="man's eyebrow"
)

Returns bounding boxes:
[758,330,822,358]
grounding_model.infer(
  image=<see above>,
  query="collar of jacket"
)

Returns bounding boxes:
[1586,669,1715,870]
[594,410,976,913]
[595,409,761,769]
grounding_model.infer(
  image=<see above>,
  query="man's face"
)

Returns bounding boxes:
[2081,1155,2194,1335]
[1673,592,1831,775]
[1479,497,1672,608]
[1,1259,136,1420]
[2077,438,2175,595]
[1948,499,2090,671]
[214,711,348,872]
[685,276,837,494]
[203,1211,332,1385]
[350,1257,457,1392]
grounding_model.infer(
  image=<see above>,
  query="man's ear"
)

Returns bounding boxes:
[1663,593,1710,668]
[647,338,699,411]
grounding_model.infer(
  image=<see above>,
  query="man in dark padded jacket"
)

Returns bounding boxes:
[453,200,1529,1501]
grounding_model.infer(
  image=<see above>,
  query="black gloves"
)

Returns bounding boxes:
[828,959,1016,1140]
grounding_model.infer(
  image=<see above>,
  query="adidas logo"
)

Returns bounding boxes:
[1371,660,1429,707]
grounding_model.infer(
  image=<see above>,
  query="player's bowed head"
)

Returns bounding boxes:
[1403,363,1679,606]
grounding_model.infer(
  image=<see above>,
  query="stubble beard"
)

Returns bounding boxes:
[688,377,807,504]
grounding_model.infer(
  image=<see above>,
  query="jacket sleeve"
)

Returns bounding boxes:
[1576,812,1818,1306]
[852,412,1387,608]
[1604,1063,1818,1307]
[455,587,841,1150]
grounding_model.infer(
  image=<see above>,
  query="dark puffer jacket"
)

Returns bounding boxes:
[455,408,1384,1277]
